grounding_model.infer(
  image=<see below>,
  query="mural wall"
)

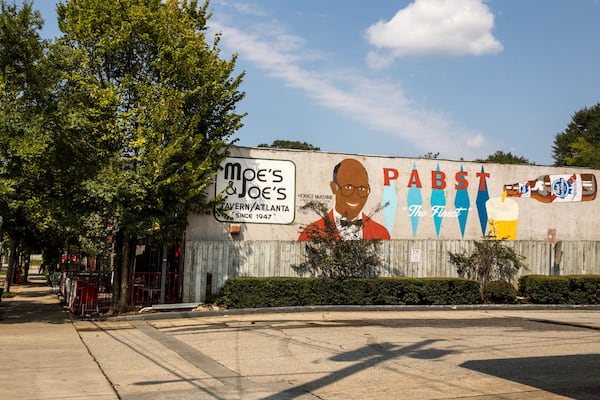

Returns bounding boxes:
[186,146,599,242]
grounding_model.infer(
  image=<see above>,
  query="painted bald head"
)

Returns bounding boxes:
[330,159,370,220]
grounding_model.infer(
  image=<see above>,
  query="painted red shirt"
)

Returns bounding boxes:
[298,210,390,241]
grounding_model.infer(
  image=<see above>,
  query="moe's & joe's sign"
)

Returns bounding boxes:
[215,157,296,224]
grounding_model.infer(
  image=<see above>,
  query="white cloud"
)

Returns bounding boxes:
[365,0,503,63]
[466,134,486,149]
[215,0,267,17]
[210,6,488,160]
[365,50,395,70]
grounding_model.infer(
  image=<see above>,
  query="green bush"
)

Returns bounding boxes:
[214,275,600,308]
[294,201,384,279]
[420,278,481,305]
[215,277,480,309]
[568,276,600,304]
[519,275,600,304]
[483,280,517,304]
[448,236,525,298]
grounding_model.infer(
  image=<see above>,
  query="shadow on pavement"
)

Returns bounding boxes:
[0,298,69,324]
[262,339,457,400]
[0,274,69,325]
[461,354,600,400]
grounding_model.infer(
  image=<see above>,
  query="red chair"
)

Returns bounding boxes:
[79,284,99,316]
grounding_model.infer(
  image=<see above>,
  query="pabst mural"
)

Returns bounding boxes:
[197,147,600,242]
[382,163,492,238]
[298,159,390,241]
[504,174,596,203]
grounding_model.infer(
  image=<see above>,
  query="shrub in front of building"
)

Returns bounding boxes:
[518,275,600,304]
[214,277,481,309]
[483,280,518,304]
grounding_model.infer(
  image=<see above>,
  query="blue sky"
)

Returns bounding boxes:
[22,0,600,165]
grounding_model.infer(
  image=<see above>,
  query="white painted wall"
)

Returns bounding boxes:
[187,146,600,242]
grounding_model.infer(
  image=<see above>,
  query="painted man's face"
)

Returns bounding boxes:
[330,159,370,220]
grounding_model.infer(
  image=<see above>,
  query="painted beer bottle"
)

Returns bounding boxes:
[503,174,596,203]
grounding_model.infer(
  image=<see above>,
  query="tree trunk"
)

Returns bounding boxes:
[110,231,123,314]
[23,253,30,283]
[111,230,136,314]
[3,239,18,292]
[118,233,136,313]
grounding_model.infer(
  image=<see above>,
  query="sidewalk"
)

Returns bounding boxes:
[0,272,118,400]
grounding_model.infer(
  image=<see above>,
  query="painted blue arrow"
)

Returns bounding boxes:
[454,165,470,238]
[382,177,397,235]
[475,165,490,237]
[430,163,446,237]
[406,163,422,237]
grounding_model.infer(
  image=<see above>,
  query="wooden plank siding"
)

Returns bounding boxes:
[183,240,600,302]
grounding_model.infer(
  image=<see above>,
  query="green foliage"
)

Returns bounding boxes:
[215,277,481,308]
[518,275,600,304]
[0,1,46,91]
[420,152,439,159]
[475,150,533,165]
[420,278,481,305]
[0,1,77,282]
[257,140,320,151]
[552,103,600,167]
[518,275,570,303]
[52,0,245,311]
[294,201,382,279]
[0,0,245,308]
[563,136,600,169]
[483,280,517,303]
[57,0,245,242]
[448,236,525,298]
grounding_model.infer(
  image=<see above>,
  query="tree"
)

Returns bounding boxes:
[475,151,533,165]
[0,0,115,291]
[552,104,600,168]
[0,0,58,291]
[293,201,382,279]
[448,236,525,299]
[258,140,320,151]
[57,0,245,313]
[420,152,439,159]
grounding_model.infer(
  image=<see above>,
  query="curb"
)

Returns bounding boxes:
[103,303,600,322]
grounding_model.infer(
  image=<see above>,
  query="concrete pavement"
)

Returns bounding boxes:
[2,272,600,399]
[0,272,118,400]
[76,309,600,400]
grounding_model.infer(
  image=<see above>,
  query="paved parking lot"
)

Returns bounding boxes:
[3,274,599,399]
[76,309,600,399]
